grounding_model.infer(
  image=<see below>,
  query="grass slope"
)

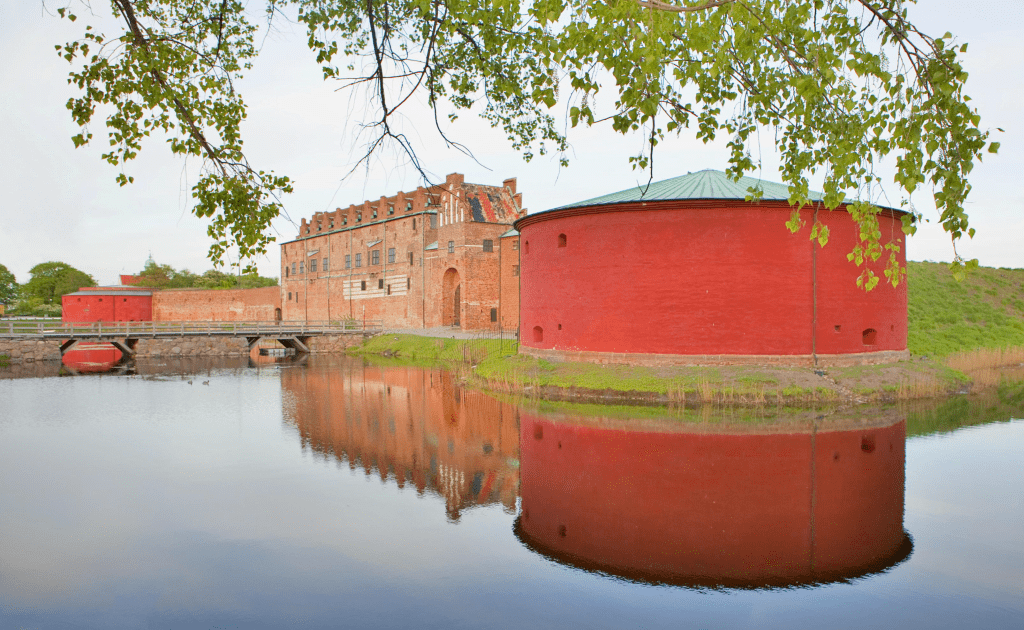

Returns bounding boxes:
[908,261,1024,356]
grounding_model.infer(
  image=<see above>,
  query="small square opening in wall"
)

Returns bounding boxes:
[834,325,841,332]
[557,323,562,330]
[862,328,878,345]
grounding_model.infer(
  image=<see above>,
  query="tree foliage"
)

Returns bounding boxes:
[22,261,96,305]
[55,0,998,286]
[134,259,278,289]
[0,264,18,308]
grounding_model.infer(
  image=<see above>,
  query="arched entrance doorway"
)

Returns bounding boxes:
[442,268,461,327]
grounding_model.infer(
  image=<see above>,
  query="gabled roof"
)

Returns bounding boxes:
[553,169,848,210]
[500,228,519,238]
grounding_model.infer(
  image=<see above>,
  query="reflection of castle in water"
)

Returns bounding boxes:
[281,358,520,519]
[516,412,912,589]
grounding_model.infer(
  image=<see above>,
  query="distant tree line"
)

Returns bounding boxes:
[0,260,277,317]
[132,260,278,291]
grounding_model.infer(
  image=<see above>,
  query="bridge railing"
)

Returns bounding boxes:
[0,319,384,338]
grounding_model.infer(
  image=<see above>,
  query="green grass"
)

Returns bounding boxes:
[908,261,1024,356]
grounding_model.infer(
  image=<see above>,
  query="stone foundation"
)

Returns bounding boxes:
[520,346,911,368]
[0,339,62,363]
[0,332,377,364]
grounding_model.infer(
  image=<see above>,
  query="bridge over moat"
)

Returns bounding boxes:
[0,320,382,359]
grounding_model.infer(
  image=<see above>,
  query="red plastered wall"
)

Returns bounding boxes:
[517,201,907,356]
[62,293,152,322]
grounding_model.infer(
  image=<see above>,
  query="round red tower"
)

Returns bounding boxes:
[513,170,909,366]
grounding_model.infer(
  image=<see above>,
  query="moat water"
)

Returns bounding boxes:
[1,355,1022,629]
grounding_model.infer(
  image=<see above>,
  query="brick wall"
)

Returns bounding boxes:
[152,286,282,321]
[281,172,523,330]
[517,200,907,358]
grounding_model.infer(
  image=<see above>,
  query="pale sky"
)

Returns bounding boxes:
[1,0,1021,285]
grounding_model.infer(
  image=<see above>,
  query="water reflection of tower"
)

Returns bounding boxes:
[282,358,520,519]
[516,412,912,589]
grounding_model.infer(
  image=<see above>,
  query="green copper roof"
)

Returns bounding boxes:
[554,169,842,210]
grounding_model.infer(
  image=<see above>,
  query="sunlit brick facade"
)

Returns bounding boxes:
[281,173,523,329]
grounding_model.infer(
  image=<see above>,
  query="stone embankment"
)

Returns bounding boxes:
[0,333,373,364]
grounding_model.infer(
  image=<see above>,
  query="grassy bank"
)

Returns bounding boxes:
[908,261,1024,356]
[350,334,974,406]
[353,262,1024,407]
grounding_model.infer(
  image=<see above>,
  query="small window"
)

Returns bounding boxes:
[342,216,348,225]
[862,328,878,345]
[371,250,380,266]
[412,218,417,230]
[430,214,437,229]
[483,239,493,252]
[372,209,378,219]
[361,280,366,291]
[292,263,297,275]
[406,201,412,212]
[513,265,520,276]
[285,266,289,278]
[533,326,543,342]
[355,253,362,268]
[98,298,102,302]
[387,284,392,295]
[123,298,127,302]
[388,205,394,215]
[310,259,318,273]
[490,308,497,322]
[378,279,384,289]
[345,254,351,269]
[323,257,329,271]
[288,292,292,300]
[317,224,322,232]
[329,220,334,229]
[299,261,305,274]
[512,240,519,250]
[388,248,395,264]
[357,213,362,222]
[408,252,414,265]
[558,233,567,247]
[407,278,411,290]
[524,241,529,254]
[448,241,455,254]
